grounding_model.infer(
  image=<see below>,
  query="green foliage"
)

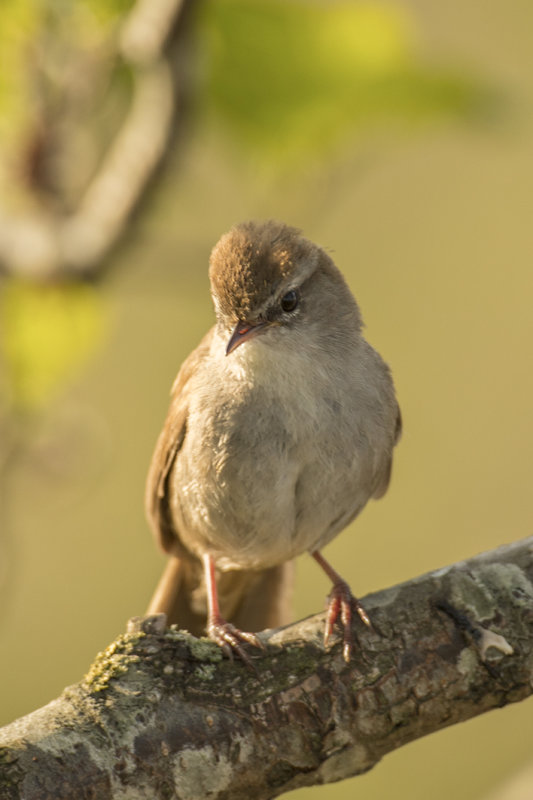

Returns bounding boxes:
[196,0,488,161]
[0,280,105,412]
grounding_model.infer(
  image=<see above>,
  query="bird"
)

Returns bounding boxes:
[145,220,401,664]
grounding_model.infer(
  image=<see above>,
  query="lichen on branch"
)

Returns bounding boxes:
[1,536,533,800]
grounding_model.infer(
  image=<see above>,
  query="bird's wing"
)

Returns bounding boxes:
[393,404,403,445]
[372,402,402,500]
[145,327,214,555]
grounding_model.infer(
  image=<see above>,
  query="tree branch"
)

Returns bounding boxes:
[0,0,191,280]
[1,536,533,799]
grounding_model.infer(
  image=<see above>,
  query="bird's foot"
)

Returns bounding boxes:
[207,615,264,670]
[324,579,372,663]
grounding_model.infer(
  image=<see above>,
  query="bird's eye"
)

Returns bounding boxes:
[280,289,299,313]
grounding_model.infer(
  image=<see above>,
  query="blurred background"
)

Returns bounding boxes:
[1,1,532,798]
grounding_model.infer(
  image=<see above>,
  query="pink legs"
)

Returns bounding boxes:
[202,549,370,665]
[312,550,371,662]
[203,554,263,667]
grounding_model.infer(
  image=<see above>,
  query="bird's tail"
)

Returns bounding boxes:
[146,556,294,637]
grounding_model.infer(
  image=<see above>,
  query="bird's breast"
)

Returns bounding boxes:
[170,336,390,569]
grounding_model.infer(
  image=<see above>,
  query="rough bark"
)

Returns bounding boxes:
[1,536,533,800]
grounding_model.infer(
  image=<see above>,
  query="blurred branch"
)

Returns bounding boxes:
[0,0,190,280]
[58,59,173,272]
[0,0,494,280]
[1,537,532,799]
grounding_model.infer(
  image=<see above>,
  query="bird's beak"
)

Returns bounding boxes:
[226,320,269,356]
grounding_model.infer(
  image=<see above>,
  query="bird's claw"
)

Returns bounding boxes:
[324,579,371,662]
[207,617,264,670]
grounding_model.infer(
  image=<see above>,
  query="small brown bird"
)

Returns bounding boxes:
[145,221,401,663]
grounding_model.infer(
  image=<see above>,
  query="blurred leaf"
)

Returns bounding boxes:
[0,280,106,411]
[196,0,491,161]
[0,2,39,160]
[82,0,136,25]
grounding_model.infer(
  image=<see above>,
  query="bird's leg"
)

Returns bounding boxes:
[203,553,264,668]
[311,550,371,662]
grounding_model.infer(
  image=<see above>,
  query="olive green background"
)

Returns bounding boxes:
[1,2,533,799]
